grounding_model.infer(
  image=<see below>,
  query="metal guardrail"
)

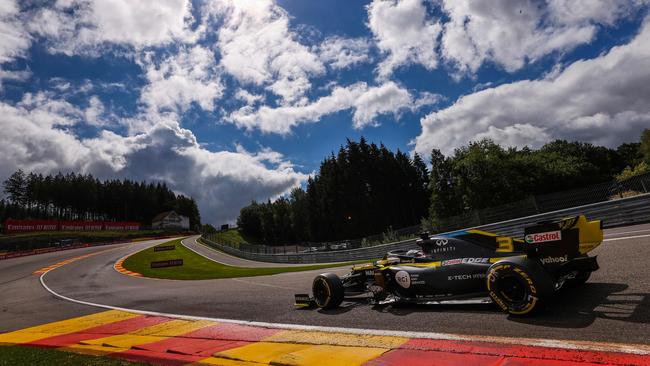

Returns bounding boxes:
[201,193,650,264]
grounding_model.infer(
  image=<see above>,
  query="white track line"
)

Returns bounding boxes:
[34,230,650,356]
[181,237,233,266]
[38,270,650,355]
[604,233,650,242]
[605,228,650,236]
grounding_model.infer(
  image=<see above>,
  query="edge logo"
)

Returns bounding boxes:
[442,258,489,266]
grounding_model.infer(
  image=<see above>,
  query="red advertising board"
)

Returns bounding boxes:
[4,219,58,233]
[59,221,87,231]
[3,219,140,233]
[104,222,140,231]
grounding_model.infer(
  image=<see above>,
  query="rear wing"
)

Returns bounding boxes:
[524,215,603,258]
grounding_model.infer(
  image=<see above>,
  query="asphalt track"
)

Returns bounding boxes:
[1,224,650,346]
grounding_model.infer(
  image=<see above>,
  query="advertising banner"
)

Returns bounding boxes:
[104,222,140,231]
[4,219,58,233]
[3,219,141,233]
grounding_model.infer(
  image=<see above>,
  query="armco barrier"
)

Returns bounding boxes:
[201,193,650,264]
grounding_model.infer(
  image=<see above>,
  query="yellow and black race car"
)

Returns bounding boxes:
[295,215,603,315]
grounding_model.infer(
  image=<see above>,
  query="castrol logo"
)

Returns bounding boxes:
[525,230,561,244]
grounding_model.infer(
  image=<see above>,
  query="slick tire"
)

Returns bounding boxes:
[486,258,554,316]
[312,273,344,309]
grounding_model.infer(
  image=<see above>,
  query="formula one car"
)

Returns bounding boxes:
[295,215,603,315]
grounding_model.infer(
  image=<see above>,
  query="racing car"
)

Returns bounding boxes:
[295,215,603,315]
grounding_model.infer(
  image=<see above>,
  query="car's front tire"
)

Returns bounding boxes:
[486,258,554,316]
[312,273,344,309]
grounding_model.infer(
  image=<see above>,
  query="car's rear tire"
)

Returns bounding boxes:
[312,273,344,309]
[486,258,554,316]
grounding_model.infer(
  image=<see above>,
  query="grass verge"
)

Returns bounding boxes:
[0,345,152,366]
[202,228,254,248]
[122,238,372,280]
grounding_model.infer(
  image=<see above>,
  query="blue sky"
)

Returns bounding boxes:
[1,0,649,224]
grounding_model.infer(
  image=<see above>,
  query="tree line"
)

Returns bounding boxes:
[238,130,650,245]
[1,171,201,229]
[238,138,430,244]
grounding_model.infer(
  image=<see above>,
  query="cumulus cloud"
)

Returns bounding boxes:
[317,36,371,70]
[439,0,648,75]
[0,94,306,224]
[229,81,439,133]
[207,0,324,104]
[414,15,650,156]
[139,46,223,113]
[234,89,263,106]
[26,0,196,55]
[0,0,30,63]
[0,0,31,88]
[367,0,441,79]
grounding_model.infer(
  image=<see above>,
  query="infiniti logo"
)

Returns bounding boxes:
[435,239,448,246]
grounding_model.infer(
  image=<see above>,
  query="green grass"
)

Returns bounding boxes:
[122,238,372,280]
[0,345,152,366]
[203,228,254,248]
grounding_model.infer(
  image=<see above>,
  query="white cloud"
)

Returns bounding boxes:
[26,0,196,55]
[207,0,324,104]
[439,0,648,75]
[318,36,371,70]
[0,0,31,89]
[0,0,30,63]
[367,0,441,78]
[234,89,263,106]
[0,94,306,224]
[229,81,439,133]
[414,15,650,156]
[139,46,223,113]
[84,96,105,126]
[352,81,412,128]
[548,0,647,25]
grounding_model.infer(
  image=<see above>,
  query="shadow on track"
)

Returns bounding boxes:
[309,282,650,329]
[509,282,650,328]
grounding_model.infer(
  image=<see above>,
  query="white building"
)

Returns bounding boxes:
[151,211,190,230]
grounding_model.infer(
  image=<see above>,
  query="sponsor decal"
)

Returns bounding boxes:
[150,259,183,268]
[154,245,176,252]
[294,294,311,302]
[435,238,448,246]
[525,230,562,244]
[442,258,489,266]
[540,255,568,264]
[447,273,486,281]
[4,219,140,233]
[431,246,456,254]
[395,270,411,288]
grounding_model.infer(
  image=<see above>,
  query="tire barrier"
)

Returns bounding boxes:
[201,193,650,264]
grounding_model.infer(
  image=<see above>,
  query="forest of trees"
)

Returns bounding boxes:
[238,130,650,245]
[0,171,201,229]
[238,138,430,244]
